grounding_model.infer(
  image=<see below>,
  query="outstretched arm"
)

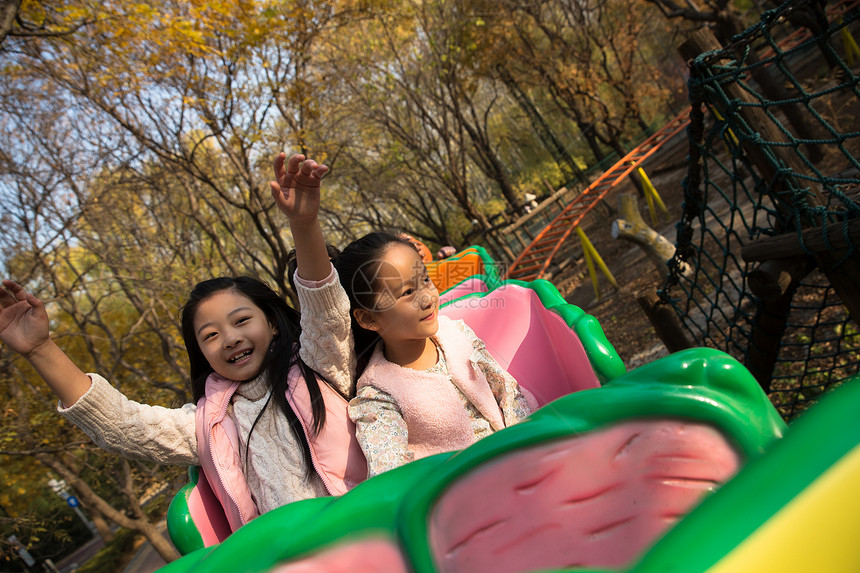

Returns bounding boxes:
[273,152,356,395]
[0,280,92,406]
[270,152,331,282]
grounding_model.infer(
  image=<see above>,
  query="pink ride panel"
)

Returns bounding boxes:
[440,285,600,407]
[270,537,409,573]
[429,419,741,573]
[188,468,232,546]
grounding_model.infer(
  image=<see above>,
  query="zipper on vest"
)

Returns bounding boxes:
[211,387,249,526]
[296,417,335,495]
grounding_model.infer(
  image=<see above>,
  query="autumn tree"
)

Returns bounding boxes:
[645,0,827,161]
[4,1,381,295]
[324,1,528,246]
[474,0,681,163]
[1,0,691,561]
[644,0,751,41]
[0,0,376,560]
[0,137,194,560]
[0,0,97,47]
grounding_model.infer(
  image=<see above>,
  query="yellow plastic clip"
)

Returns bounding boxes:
[637,167,669,226]
[575,226,618,300]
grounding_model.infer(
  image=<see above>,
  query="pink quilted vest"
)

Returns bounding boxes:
[195,367,366,532]
[358,316,505,461]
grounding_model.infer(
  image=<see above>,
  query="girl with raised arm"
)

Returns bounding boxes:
[0,154,364,534]
[271,154,534,479]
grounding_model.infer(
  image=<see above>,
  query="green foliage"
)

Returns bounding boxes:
[733,0,758,11]
[514,161,562,198]
[0,457,52,517]
[0,483,93,566]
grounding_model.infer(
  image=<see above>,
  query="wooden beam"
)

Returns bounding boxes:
[742,219,860,261]
[612,193,679,276]
[637,290,694,353]
[748,257,815,300]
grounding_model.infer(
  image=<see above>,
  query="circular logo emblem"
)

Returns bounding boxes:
[352,259,399,312]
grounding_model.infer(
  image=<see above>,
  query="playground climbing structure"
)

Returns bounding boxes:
[503,109,690,282]
[662,0,860,420]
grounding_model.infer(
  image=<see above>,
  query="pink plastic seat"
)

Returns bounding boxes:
[440,284,601,407]
[186,467,231,545]
[167,466,232,552]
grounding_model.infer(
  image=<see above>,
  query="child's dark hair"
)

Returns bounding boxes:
[333,231,414,369]
[286,244,342,296]
[180,276,326,476]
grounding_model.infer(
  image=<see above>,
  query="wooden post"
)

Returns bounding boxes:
[746,287,796,393]
[745,257,815,391]
[747,258,815,300]
[519,223,535,241]
[484,230,516,264]
[637,290,694,353]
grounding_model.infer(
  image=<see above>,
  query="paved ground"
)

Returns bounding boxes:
[56,535,107,573]
[55,522,172,573]
[122,525,171,573]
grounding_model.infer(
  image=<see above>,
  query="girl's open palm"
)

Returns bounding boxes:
[270,153,329,226]
[0,280,51,357]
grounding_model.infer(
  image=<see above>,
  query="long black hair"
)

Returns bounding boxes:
[333,232,414,372]
[180,276,326,476]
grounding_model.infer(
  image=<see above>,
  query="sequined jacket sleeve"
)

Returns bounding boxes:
[456,320,533,425]
[348,386,412,478]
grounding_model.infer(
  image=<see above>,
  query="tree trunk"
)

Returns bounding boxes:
[137,518,179,563]
[34,453,180,562]
[638,290,694,353]
[90,512,115,543]
[497,65,585,184]
[458,112,521,211]
[0,0,21,45]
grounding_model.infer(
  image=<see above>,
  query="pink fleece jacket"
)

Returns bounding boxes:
[357,316,507,461]
[196,368,367,532]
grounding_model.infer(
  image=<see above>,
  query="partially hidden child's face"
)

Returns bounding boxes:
[358,242,440,347]
[193,290,278,381]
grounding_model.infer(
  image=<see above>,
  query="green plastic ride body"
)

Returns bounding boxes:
[159,246,860,573]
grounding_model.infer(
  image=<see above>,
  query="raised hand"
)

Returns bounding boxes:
[0,280,93,406]
[0,280,51,358]
[270,152,330,227]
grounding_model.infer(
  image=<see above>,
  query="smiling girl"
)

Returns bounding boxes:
[337,233,535,477]
[271,154,535,479]
[0,154,365,534]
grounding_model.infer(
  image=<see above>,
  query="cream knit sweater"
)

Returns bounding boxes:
[58,269,354,514]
